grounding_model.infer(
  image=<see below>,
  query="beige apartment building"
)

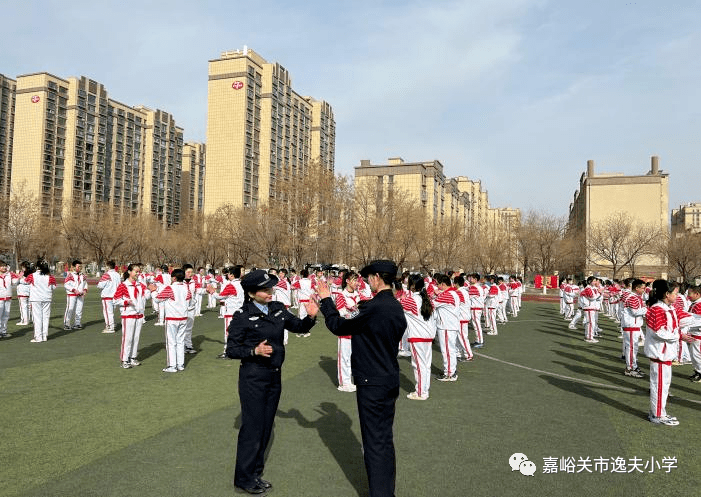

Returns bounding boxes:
[567,156,669,278]
[355,157,513,232]
[11,73,184,226]
[0,74,15,204]
[671,202,701,236]
[182,142,206,213]
[205,47,335,214]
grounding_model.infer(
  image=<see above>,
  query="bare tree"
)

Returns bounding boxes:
[1,181,41,269]
[666,233,701,283]
[587,212,662,278]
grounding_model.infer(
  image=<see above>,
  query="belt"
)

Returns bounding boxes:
[623,327,641,331]
[102,297,114,301]
[649,358,672,366]
[122,314,144,319]
[408,337,434,343]
[165,317,187,321]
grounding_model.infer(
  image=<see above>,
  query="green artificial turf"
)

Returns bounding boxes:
[2,294,699,496]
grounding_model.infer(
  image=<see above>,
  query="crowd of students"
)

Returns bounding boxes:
[559,275,701,426]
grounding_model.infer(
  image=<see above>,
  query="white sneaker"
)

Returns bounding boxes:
[649,413,679,426]
[30,338,42,343]
[407,392,429,400]
[584,338,599,343]
[121,361,132,369]
[154,322,164,327]
[176,365,185,371]
[568,325,576,330]
[486,331,498,335]
[102,328,115,334]
[162,366,178,373]
[130,358,141,366]
[337,384,356,392]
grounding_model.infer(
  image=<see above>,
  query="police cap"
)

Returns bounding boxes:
[359,260,398,278]
[241,269,279,292]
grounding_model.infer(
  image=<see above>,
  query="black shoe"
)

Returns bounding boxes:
[256,478,272,489]
[236,483,267,494]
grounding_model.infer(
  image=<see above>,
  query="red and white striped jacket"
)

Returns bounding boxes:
[433,287,461,331]
[0,271,18,300]
[97,269,122,299]
[64,271,88,296]
[468,284,485,309]
[620,292,646,329]
[154,283,192,320]
[401,292,436,341]
[26,272,57,302]
[113,280,151,317]
[645,303,694,361]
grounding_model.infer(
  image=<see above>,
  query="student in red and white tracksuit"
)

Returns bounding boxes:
[621,279,647,377]
[154,268,192,372]
[273,269,292,308]
[485,276,499,335]
[97,261,122,333]
[433,274,462,381]
[454,275,473,361]
[508,276,520,317]
[113,264,151,368]
[644,280,695,425]
[335,271,360,392]
[205,269,217,308]
[193,268,206,316]
[292,269,315,332]
[401,274,437,399]
[673,290,691,364]
[183,265,202,354]
[468,273,486,347]
[153,266,172,326]
[685,286,701,382]
[16,262,32,326]
[579,277,602,343]
[497,277,509,324]
[63,260,88,330]
[0,261,18,337]
[210,267,245,356]
[27,261,56,342]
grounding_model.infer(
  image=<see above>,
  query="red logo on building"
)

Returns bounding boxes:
[31,95,40,103]
[232,81,244,90]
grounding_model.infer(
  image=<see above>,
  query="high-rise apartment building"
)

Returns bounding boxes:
[205,47,335,214]
[11,73,183,226]
[567,156,669,277]
[671,202,701,236]
[0,74,15,203]
[355,157,511,234]
[182,142,206,213]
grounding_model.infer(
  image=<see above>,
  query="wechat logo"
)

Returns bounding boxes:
[509,453,536,476]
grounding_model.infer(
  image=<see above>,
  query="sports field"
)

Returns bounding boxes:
[2,293,700,496]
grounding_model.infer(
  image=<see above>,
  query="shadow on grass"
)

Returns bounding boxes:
[540,375,647,420]
[278,403,367,496]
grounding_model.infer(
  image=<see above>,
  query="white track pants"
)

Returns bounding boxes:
[18,296,31,324]
[101,298,115,331]
[457,321,473,360]
[120,315,143,362]
[470,309,483,343]
[0,299,10,334]
[622,328,643,369]
[164,319,186,368]
[437,328,458,376]
[64,295,84,327]
[337,337,353,387]
[31,301,51,340]
[649,359,672,418]
[409,339,433,397]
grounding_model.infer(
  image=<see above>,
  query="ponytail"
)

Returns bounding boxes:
[419,288,433,321]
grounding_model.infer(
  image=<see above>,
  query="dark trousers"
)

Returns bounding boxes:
[234,363,282,488]
[356,382,399,497]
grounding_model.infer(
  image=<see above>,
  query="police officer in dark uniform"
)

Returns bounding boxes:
[226,269,319,494]
[316,260,407,497]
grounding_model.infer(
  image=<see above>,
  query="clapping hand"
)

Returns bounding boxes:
[255,339,273,357]
[316,281,331,300]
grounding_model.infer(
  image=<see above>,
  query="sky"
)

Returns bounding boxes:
[2,0,700,216]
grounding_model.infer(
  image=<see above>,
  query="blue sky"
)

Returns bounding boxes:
[3,0,700,215]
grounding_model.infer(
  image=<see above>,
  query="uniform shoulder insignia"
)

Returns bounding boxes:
[234,308,244,315]
[249,316,260,321]
[273,310,283,317]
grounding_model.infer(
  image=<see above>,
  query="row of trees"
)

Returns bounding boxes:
[1,171,698,281]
